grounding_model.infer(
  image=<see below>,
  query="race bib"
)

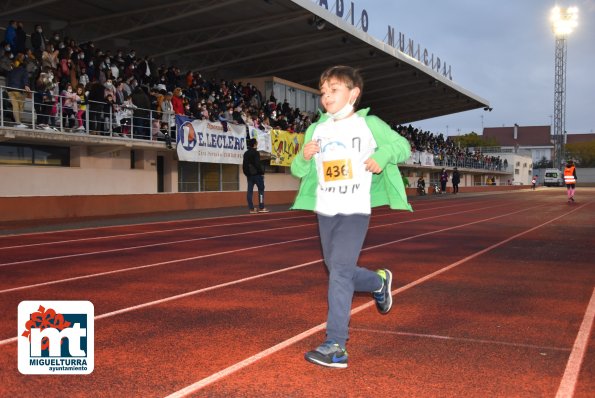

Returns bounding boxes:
[323,159,353,182]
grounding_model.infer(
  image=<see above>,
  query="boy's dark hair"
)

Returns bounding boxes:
[248,138,257,148]
[319,65,364,108]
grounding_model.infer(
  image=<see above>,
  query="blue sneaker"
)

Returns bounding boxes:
[304,340,348,368]
[373,269,393,314]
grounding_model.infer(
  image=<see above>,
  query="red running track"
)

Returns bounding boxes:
[0,188,593,397]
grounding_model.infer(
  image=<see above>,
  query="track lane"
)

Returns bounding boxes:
[0,191,592,396]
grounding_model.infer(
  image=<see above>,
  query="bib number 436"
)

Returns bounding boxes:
[323,159,353,182]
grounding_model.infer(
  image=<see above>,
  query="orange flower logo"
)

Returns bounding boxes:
[21,305,72,350]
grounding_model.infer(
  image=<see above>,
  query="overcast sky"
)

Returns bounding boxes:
[329,0,595,136]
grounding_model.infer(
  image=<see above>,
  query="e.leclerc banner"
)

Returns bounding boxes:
[176,115,247,164]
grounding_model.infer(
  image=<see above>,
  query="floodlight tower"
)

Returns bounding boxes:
[550,6,578,168]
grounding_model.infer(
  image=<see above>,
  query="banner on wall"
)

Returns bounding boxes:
[176,116,247,164]
[406,150,435,167]
[249,126,273,154]
[270,129,304,167]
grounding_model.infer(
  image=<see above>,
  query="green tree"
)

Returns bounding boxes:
[566,141,595,167]
[453,132,499,148]
[534,156,553,169]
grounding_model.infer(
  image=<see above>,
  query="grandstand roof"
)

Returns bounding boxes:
[4,0,489,124]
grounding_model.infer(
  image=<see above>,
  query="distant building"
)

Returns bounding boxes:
[482,125,552,164]
[566,133,595,144]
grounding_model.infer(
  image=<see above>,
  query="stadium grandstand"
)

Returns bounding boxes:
[0,0,526,222]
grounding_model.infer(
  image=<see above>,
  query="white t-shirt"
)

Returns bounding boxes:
[312,114,377,216]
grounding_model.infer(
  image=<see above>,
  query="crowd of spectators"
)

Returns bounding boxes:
[394,123,504,171]
[2,20,503,172]
[1,20,313,138]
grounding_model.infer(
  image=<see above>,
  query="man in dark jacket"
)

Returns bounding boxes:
[242,138,269,213]
[452,167,460,194]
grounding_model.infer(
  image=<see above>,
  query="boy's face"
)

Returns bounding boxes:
[320,78,359,114]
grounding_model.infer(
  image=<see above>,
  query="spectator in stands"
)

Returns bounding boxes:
[34,71,55,130]
[130,85,151,139]
[0,50,12,76]
[5,53,30,127]
[117,94,136,136]
[440,168,448,193]
[50,32,61,49]
[171,87,184,116]
[161,91,174,133]
[222,104,233,121]
[102,93,117,134]
[78,66,89,88]
[30,25,47,63]
[104,78,116,99]
[452,167,460,194]
[41,44,58,71]
[75,85,86,130]
[4,21,17,54]
[62,83,79,129]
[15,22,26,56]
[87,80,105,133]
[232,105,245,125]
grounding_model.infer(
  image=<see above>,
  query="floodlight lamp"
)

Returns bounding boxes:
[551,6,578,36]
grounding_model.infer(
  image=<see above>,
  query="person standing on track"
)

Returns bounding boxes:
[290,65,412,368]
[563,160,577,203]
[452,167,460,194]
[242,138,269,213]
[440,168,448,193]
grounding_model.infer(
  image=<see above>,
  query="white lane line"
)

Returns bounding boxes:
[0,222,317,268]
[0,209,300,238]
[0,201,513,269]
[0,203,583,351]
[0,202,514,293]
[555,287,595,398]
[0,204,533,347]
[0,215,312,250]
[350,327,571,352]
[0,201,463,250]
[0,214,312,250]
[0,236,315,294]
[162,202,588,398]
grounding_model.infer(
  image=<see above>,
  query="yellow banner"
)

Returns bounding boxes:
[270,130,304,167]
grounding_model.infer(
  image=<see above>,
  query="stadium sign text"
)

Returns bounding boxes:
[317,0,452,80]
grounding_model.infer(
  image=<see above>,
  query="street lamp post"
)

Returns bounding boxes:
[550,6,578,169]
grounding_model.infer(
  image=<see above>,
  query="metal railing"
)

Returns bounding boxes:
[0,85,173,142]
[432,155,506,172]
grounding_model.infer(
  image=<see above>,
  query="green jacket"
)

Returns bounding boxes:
[290,108,413,212]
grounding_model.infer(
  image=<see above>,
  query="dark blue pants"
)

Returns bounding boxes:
[317,213,383,347]
[246,175,265,210]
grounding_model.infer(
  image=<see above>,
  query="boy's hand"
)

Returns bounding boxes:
[364,158,382,173]
[303,140,320,161]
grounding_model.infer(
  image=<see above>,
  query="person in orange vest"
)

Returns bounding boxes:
[563,160,577,203]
